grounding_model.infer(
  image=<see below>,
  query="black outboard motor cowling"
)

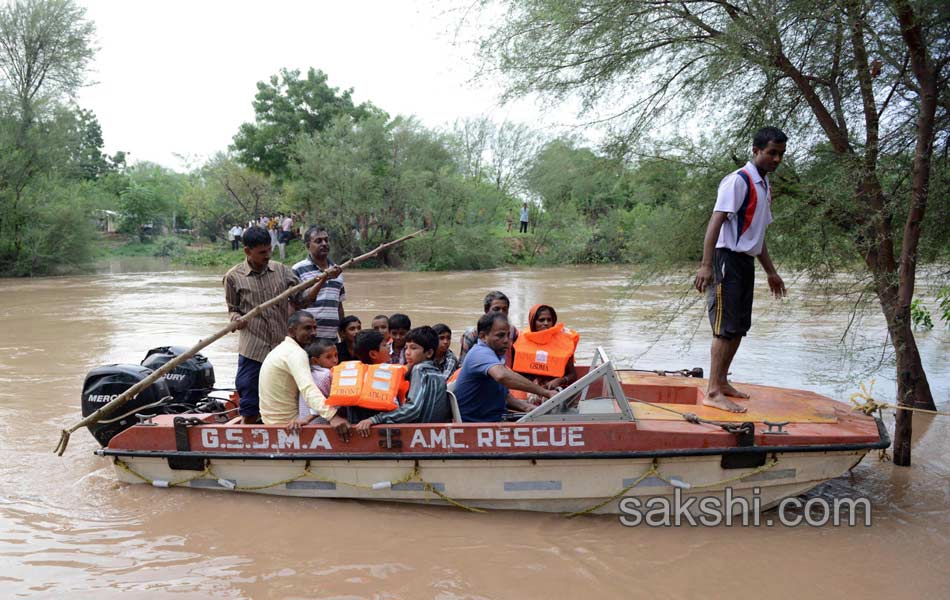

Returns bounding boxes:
[141,346,215,408]
[81,364,171,446]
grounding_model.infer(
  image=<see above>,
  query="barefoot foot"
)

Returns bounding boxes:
[721,383,750,399]
[703,392,748,413]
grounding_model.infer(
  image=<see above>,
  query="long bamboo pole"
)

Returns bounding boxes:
[54,229,426,456]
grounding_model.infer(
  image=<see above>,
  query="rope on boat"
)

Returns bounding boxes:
[565,457,780,517]
[849,379,950,417]
[112,458,486,512]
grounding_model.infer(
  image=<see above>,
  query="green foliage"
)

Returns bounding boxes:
[910,298,934,330]
[233,68,382,180]
[153,236,186,258]
[404,226,510,271]
[937,287,950,327]
[0,0,99,276]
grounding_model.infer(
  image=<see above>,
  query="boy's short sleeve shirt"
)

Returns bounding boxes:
[453,341,508,422]
[714,161,773,256]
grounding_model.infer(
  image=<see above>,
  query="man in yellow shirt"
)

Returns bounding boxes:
[259,311,350,439]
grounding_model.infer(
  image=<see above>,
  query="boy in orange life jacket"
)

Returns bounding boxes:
[347,329,394,423]
[354,329,390,365]
[354,326,451,435]
[388,313,411,365]
[296,339,339,426]
[513,304,578,391]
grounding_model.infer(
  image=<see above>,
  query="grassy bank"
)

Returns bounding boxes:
[93,228,562,271]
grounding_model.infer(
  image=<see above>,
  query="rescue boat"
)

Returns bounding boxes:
[88,348,888,515]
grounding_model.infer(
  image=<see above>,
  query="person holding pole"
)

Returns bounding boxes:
[693,127,788,413]
[224,226,303,423]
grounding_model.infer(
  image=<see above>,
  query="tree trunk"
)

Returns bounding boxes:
[874,279,935,466]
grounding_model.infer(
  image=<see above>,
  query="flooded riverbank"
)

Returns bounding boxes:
[1,261,948,598]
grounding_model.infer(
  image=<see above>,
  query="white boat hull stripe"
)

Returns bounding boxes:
[286,481,337,490]
[504,480,562,491]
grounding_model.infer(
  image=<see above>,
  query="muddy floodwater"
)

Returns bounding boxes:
[1,260,948,599]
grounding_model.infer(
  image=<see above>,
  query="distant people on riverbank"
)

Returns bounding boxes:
[277,214,293,259]
[458,291,519,368]
[694,126,788,413]
[506,209,513,233]
[228,224,244,251]
[292,226,346,342]
[453,313,553,422]
[224,226,304,424]
[519,202,529,234]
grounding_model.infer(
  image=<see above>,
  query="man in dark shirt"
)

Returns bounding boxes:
[453,313,554,422]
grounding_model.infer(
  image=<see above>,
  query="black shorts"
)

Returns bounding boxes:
[707,248,754,339]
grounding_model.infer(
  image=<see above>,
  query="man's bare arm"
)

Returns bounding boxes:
[694,211,729,293]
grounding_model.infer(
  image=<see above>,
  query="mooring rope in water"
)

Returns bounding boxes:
[849,379,950,417]
[565,457,780,517]
[112,458,486,512]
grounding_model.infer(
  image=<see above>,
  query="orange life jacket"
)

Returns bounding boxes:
[326,361,407,411]
[512,323,579,378]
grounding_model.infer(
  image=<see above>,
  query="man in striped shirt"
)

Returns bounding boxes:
[292,226,346,341]
[225,226,304,423]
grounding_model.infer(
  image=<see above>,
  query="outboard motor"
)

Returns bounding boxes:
[81,364,172,446]
[141,346,215,409]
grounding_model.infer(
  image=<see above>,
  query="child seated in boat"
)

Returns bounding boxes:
[388,313,411,365]
[354,329,390,365]
[432,323,459,378]
[512,304,579,395]
[354,326,451,435]
[297,339,339,423]
[343,329,397,423]
[371,314,391,349]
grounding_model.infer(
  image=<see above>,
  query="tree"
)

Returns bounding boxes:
[232,68,381,180]
[0,0,96,272]
[479,0,949,464]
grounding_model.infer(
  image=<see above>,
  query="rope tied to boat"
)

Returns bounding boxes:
[849,379,950,417]
[112,458,486,512]
[565,457,780,517]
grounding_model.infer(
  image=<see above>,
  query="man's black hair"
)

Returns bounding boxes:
[338,314,361,333]
[482,291,510,312]
[388,313,411,331]
[288,310,315,328]
[406,326,438,354]
[753,127,788,149]
[303,225,328,244]
[477,312,508,335]
[305,339,337,359]
[432,323,451,337]
[242,226,271,248]
[355,329,385,363]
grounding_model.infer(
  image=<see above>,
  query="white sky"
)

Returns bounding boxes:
[75,0,583,171]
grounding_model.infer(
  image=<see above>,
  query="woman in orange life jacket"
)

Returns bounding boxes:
[512,304,579,395]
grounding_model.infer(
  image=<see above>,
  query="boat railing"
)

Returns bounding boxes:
[517,347,636,423]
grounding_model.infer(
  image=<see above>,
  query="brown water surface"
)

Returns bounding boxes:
[1,260,948,599]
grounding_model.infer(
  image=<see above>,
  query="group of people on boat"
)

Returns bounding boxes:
[224,125,790,433]
[224,224,582,438]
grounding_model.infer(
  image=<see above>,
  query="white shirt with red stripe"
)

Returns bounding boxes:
[713,161,773,256]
